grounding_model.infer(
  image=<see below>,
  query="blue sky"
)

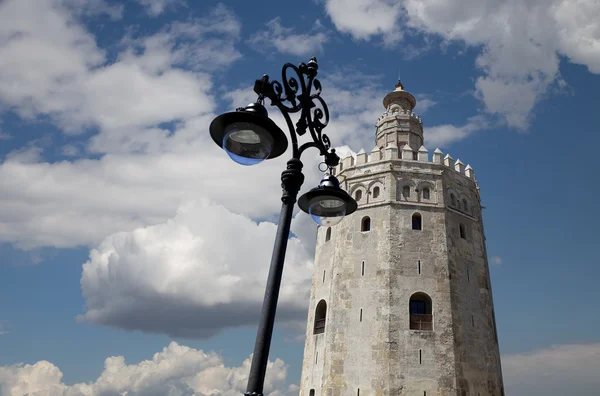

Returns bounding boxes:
[1,0,600,395]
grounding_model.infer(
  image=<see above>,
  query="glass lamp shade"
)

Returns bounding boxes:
[298,174,357,226]
[222,122,273,166]
[308,195,346,226]
[209,103,288,165]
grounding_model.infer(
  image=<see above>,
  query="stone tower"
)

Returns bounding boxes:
[299,81,504,396]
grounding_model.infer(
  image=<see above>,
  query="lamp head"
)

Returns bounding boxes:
[298,174,357,226]
[209,102,288,166]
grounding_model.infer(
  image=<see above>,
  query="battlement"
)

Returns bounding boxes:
[334,144,476,181]
[376,108,423,126]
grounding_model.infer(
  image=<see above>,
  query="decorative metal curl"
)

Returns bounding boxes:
[253,57,337,166]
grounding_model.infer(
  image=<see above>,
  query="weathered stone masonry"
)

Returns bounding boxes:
[299,82,504,396]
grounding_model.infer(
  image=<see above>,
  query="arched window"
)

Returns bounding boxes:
[310,390,315,396]
[412,213,422,230]
[361,216,371,232]
[422,187,430,200]
[450,193,456,207]
[462,199,468,213]
[409,292,433,331]
[459,223,466,239]
[325,227,331,242]
[314,300,327,334]
[373,186,380,198]
[402,185,411,199]
[355,190,362,201]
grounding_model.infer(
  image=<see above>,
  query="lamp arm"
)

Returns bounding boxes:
[254,57,339,166]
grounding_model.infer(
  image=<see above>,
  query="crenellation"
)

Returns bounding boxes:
[384,142,399,160]
[342,155,355,170]
[444,153,455,168]
[370,146,382,162]
[418,145,429,162]
[432,148,444,164]
[454,159,465,175]
[356,149,368,165]
[465,164,475,180]
[335,146,476,187]
[401,144,414,160]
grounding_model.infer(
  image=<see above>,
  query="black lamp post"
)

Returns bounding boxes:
[209,57,357,396]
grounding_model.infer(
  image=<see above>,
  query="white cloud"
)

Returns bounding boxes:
[0,120,317,250]
[0,70,470,251]
[248,18,328,56]
[424,115,489,148]
[413,94,436,114]
[321,0,600,129]
[490,256,502,266]
[323,0,404,45]
[0,341,296,396]
[0,0,240,133]
[79,200,314,337]
[502,343,600,396]
[61,144,80,157]
[136,0,184,16]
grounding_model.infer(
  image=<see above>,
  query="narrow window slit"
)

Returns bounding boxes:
[361,261,365,276]
[419,349,422,364]
[323,270,326,283]
[418,260,421,274]
[460,223,466,239]
[360,309,363,322]
[467,269,470,283]
[412,213,422,230]
[471,315,475,327]
[361,216,371,232]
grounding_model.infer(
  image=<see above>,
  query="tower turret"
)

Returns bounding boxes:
[300,79,504,396]
[376,81,424,155]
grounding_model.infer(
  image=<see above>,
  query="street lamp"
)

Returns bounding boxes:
[209,57,357,396]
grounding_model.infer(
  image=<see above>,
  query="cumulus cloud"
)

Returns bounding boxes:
[0,0,240,133]
[502,343,600,396]
[0,341,296,396]
[424,115,489,148]
[490,256,502,266]
[0,0,473,258]
[79,200,314,337]
[321,0,600,129]
[248,18,328,56]
[323,0,404,45]
[0,114,327,250]
[0,71,467,251]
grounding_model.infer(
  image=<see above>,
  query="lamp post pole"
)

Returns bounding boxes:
[244,58,339,396]
[210,57,356,396]
[244,158,303,396]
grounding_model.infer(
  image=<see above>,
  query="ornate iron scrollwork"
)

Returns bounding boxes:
[253,57,338,167]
